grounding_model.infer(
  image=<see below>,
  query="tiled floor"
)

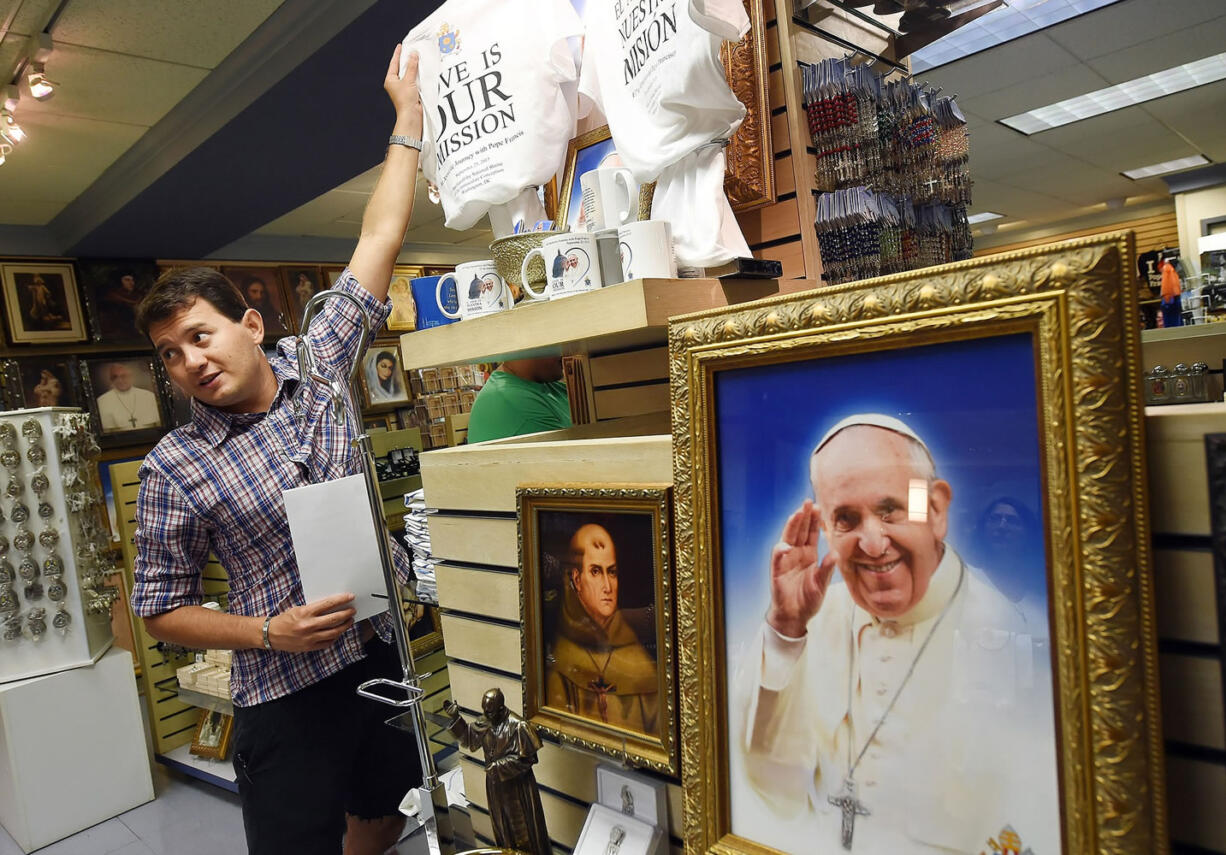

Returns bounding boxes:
[0,762,429,854]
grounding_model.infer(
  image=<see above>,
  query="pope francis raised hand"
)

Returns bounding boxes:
[736,415,1060,854]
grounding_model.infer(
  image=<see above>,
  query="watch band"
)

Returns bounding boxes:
[388,134,424,152]
[262,615,274,651]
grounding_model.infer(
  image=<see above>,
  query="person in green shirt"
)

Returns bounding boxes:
[467,357,573,443]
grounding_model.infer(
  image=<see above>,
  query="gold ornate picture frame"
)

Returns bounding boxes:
[556,125,654,232]
[190,709,234,761]
[518,484,678,773]
[722,0,775,212]
[669,234,1166,854]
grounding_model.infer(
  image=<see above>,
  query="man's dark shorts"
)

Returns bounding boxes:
[232,639,423,854]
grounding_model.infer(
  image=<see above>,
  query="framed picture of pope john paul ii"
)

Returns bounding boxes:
[518,485,678,774]
[669,234,1167,855]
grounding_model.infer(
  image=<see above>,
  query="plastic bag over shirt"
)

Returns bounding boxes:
[578,0,753,267]
[401,0,584,233]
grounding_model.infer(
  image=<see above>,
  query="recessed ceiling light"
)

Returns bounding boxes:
[1000,52,1226,135]
[1121,154,1210,180]
[966,211,1004,224]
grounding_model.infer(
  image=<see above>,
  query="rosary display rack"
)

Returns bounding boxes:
[294,290,455,855]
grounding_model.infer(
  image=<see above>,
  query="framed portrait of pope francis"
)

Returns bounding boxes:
[518,484,679,774]
[669,234,1167,854]
[81,356,168,449]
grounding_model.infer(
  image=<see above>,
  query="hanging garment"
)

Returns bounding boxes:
[578,0,752,266]
[402,0,584,231]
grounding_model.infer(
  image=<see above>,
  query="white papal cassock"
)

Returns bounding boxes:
[733,548,1061,854]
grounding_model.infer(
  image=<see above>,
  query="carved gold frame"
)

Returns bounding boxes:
[722,0,776,212]
[518,484,679,774]
[669,234,1167,854]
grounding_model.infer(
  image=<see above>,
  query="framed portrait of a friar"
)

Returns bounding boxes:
[519,485,678,774]
[669,234,1167,854]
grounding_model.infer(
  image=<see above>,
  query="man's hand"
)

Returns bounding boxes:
[766,500,837,638]
[385,44,423,136]
[268,593,356,653]
[443,699,461,719]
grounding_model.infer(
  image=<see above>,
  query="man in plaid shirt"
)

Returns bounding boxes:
[130,45,426,855]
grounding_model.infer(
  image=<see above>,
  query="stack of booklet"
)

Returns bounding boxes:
[402,488,438,603]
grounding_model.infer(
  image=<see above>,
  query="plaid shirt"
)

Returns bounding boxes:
[130,270,411,707]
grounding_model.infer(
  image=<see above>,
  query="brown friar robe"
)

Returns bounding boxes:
[544,584,659,736]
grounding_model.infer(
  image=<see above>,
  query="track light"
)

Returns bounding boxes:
[23,34,56,101]
[27,63,55,101]
[1,109,25,145]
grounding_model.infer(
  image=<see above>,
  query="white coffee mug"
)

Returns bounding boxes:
[436,261,512,321]
[521,233,604,301]
[618,220,677,281]
[580,167,639,232]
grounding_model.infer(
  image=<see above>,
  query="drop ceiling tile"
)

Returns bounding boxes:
[0,38,24,77]
[966,123,1056,178]
[1035,106,1189,169]
[923,33,1080,100]
[258,190,369,235]
[967,179,1070,220]
[1084,15,1226,82]
[51,0,286,68]
[0,198,67,227]
[18,44,207,127]
[10,0,57,38]
[960,63,1110,121]
[0,112,145,214]
[1140,83,1226,161]
[1045,0,1224,60]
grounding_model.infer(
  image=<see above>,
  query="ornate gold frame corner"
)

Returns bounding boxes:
[668,233,1167,854]
[722,0,776,212]
[517,483,679,775]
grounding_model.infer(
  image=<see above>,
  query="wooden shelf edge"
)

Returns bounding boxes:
[398,277,786,370]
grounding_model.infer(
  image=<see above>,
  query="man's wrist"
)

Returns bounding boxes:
[392,117,423,139]
[765,608,808,640]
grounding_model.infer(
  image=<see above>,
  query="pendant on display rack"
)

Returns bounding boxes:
[3,615,23,640]
[12,528,33,552]
[0,561,12,584]
[52,608,70,631]
[18,558,37,581]
[1,450,19,471]
[38,501,53,519]
[21,420,41,441]
[10,502,28,523]
[27,608,46,639]
[26,445,45,466]
[30,470,48,496]
[5,478,22,498]
[23,581,43,601]
[43,555,62,575]
[0,586,17,614]
[38,528,59,549]
[0,423,15,447]
[46,577,66,602]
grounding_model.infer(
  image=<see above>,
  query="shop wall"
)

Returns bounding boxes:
[974,209,1180,260]
[1175,184,1226,276]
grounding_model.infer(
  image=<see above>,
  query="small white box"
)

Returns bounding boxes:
[0,648,154,851]
[575,766,668,855]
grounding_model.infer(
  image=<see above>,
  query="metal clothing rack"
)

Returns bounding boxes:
[294,289,455,855]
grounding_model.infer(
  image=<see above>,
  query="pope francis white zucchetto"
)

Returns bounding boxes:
[728,414,1061,853]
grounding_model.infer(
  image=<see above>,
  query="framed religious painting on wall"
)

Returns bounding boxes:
[81,356,168,448]
[1,263,87,345]
[15,356,84,409]
[76,259,160,346]
[323,267,347,289]
[385,264,426,336]
[669,234,1167,854]
[360,347,410,409]
[220,265,292,339]
[281,265,325,332]
[518,484,678,773]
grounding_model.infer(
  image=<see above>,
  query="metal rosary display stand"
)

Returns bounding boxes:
[294,290,455,855]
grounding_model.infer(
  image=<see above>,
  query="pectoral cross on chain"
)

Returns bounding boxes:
[586,676,617,723]
[828,778,869,850]
[128,415,137,428]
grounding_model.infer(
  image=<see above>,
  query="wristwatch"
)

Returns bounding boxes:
[388,134,424,152]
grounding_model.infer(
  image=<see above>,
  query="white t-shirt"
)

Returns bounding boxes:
[402,0,584,230]
[578,0,750,183]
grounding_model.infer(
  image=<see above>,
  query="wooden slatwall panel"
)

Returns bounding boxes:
[976,210,1180,258]
[111,459,231,756]
[589,344,670,422]
[1145,404,1226,854]
[421,435,681,851]
[734,2,815,280]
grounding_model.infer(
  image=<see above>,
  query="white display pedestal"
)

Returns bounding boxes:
[0,647,154,852]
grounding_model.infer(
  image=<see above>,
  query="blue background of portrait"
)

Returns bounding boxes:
[715,332,1048,654]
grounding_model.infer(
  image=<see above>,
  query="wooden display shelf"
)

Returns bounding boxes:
[398,277,787,369]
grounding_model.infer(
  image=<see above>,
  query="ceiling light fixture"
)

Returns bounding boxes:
[23,34,56,102]
[966,211,1004,224]
[1000,51,1226,135]
[1121,154,1211,180]
[1,110,26,145]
